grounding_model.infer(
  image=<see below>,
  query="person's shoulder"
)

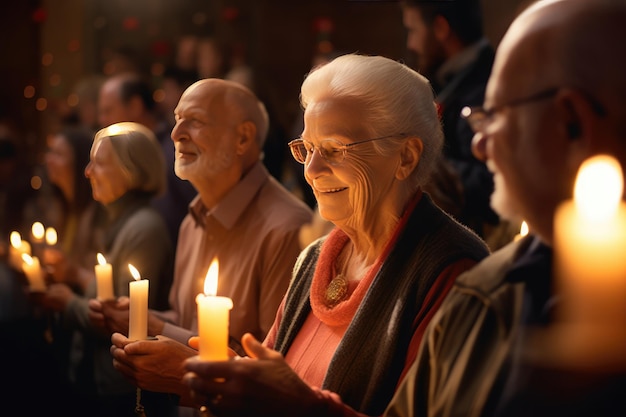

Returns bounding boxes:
[259,176,314,219]
[454,237,529,296]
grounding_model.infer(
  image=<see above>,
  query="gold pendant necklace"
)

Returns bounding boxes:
[325,242,352,307]
[325,273,349,307]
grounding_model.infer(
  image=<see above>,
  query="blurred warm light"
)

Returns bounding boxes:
[318,40,334,54]
[574,155,623,222]
[24,85,36,99]
[151,62,164,76]
[35,98,48,111]
[45,227,57,246]
[67,93,79,107]
[10,231,21,249]
[50,73,61,86]
[31,222,45,240]
[31,175,42,190]
[42,52,54,66]
[153,89,165,103]
[97,252,107,266]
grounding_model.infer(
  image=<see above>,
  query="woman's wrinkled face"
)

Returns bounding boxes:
[84,138,130,205]
[302,97,401,230]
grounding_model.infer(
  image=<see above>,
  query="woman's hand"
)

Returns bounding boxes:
[182,333,326,417]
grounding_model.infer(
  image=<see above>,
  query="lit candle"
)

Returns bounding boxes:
[514,220,529,241]
[95,253,114,301]
[196,258,233,360]
[45,227,57,246]
[21,253,46,292]
[554,155,626,327]
[128,264,149,341]
[9,231,31,271]
[31,222,45,243]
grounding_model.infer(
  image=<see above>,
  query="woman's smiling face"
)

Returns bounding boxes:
[302,97,402,230]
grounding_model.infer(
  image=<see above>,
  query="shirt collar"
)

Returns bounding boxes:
[189,161,269,230]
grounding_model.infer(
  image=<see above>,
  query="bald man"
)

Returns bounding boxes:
[99,79,312,410]
[384,1,626,416]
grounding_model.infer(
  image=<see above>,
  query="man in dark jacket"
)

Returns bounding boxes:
[400,0,501,242]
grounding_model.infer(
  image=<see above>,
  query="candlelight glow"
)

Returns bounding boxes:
[10,231,21,248]
[128,264,141,281]
[45,227,57,245]
[22,253,34,266]
[97,253,107,266]
[32,222,45,240]
[519,221,529,237]
[204,258,219,296]
[574,155,624,221]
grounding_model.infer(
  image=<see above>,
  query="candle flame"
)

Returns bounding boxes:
[22,253,33,266]
[128,264,141,281]
[45,227,57,245]
[574,155,624,221]
[97,252,107,266]
[204,257,219,296]
[32,222,45,240]
[10,231,21,249]
[519,221,529,237]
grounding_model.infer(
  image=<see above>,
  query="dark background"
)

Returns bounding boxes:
[0,0,529,169]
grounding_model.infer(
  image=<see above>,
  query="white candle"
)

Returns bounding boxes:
[196,257,233,360]
[128,264,149,341]
[21,253,46,292]
[9,231,31,272]
[554,155,626,327]
[95,253,114,301]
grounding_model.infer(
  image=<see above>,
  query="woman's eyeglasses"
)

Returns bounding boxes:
[288,134,406,165]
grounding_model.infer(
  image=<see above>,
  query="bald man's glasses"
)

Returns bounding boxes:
[462,87,607,134]
[288,134,406,165]
[461,88,560,134]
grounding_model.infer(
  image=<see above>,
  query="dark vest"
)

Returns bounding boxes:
[274,193,489,415]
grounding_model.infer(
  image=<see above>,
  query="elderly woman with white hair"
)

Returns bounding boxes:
[181,54,489,417]
[41,122,174,416]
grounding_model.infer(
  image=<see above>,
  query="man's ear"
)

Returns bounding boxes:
[396,136,423,180]
[235,120,257,155]
[557,88,604,174]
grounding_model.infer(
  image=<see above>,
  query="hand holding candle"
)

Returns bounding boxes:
[196,258,233,360]
[128,264,149,341]
[95,253,114,301]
